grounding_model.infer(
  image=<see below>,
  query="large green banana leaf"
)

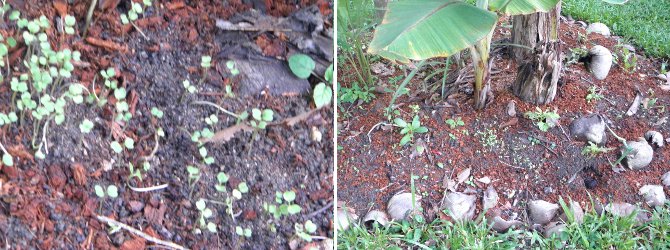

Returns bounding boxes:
[368,0,497,63]
[489,0,560,15]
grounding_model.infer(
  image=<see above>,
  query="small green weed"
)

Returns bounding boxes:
[586,85,604,103]
[525,107,560,132]
[581,142,614,158]
[394,115,428,146]
[446,117,465,129]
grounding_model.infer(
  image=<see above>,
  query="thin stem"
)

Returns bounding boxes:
[82,0,98,38]
[0,141,9,155]
[388,60,427,115]
[190,100,239,118]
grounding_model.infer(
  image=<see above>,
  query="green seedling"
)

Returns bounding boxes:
[446,117,465,129]
[79,119,94,133]
[409,104,420,115]
[581,141,614,158]
[394,115,429,146]
[263,190,302,219]
[195,199,217,233]
[64,15,76,35]
[525,107,560,132]
[179,79,198,103]
[199,146,215,165]
[586,86,604,103]
[110,141,123,154]
[127,162,142,181]
[288,55,332,109]
[0,112,18,126]
[0,142,13,166]
[186,165,200,198]
[295,220,318,242]
[120,0,151,38]
[151,107,163,118]
[226,60,239,76]
[288,53,315,79]
[617,46,637,73]
[94,184,118,212]
[250,108,273,130]
[213,172,246,218]
[339,82,375,104]
[236,226,252,238]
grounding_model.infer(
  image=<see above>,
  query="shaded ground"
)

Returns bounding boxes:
[338,16,669,224]
[0,0,333,249]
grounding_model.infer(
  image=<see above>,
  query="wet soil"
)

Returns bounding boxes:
[338,16,669,224]
[0,0,333,249]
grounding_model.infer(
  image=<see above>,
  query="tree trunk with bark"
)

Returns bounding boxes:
[511,2,562,105]
[374,0,388,20]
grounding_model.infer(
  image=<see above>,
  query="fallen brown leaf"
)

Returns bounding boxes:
[201,124,253,144]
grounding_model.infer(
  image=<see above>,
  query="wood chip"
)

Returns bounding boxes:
[85,37,129,53]
[626,92,641,116]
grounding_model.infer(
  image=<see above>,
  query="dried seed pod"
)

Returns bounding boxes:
[623,138,653,170]
[529,200,559,225]
[645,131,664,148]
[442,192,476,222]
[362,210,389,228]
[336,203,358,231]
[387,193,422,221]
[639,185,666,207]
[588,45,613,80]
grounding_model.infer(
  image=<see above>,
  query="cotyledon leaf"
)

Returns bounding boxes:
[369,0,497,63]
[489,0,560,15]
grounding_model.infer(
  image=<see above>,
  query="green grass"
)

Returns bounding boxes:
[562,0,670,58]
[338,203,670,249]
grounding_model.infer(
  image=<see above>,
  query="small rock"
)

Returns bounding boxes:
[543,186,553,194]
[310,126,322,142]
[362,210,389,228]
[584,176,598,189]
[336,206,358,231]
[388,193,422,221]
[639,185,666,207]
[506,101,516,117]
[576,21,587,28]
[487,209,522,233]
[644,131,664,148]
[662,171,670,187]
[559,200,585,224]
[442,192,476,222]
[623,139,653,170]
[128,201,144,213]
[587,22,611,36]
[529,200,559,225]
[569,114,607,144]
[588,45,613,80]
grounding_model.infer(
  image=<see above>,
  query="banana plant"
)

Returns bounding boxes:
[369,0,560,110]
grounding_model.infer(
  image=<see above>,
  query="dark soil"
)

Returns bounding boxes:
[0,1,333,249]
[337,16,669,224]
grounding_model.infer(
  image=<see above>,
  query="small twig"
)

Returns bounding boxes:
[190,101,239,118]
[95,215,187,250]
[307,201,333,219]
[139,132,160,162]
[367,122,395,143]
[127,183,169,192]
[82,0,98,38]
[0,141,9,155]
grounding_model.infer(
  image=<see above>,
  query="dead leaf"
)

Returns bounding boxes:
[71,163,87,186]
[443,174,456,192]
[456,167,471,184]
[283,109,318,127]
[52,0,68,17]
[409,139,427,159]
[626,92,641,116]
[500,117,518,129]
[483,186,499,211]
[201,124,253,144]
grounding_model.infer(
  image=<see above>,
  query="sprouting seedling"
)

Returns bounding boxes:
[151,107,163,118]
[0,112,18,126]
[264,190,302,219]
[120,0,151,38]
[0,141,13,166]
[200,55,212,84]
[186,165,200,198]
[110,141,123,154]
[195,199,217,233]
[127,162,142,181]
[79,119,94,133]
[199,146,215,165]
[94,184,118,211]
[446,117,465,129]
[250,108,273,130]
[215,172,228,192]
[226,60,239,76]
[64,15,76,35]
[525,107,560,132]
[394,115,429,146]
[179,79,197,103]
[295,220,318,242]
[235,226,252,238]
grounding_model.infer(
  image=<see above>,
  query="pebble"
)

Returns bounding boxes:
[645,131,664,148]
[529,200,559,225]
[543,186,553,194]
[584,177,597,189]
[639,185,666,207]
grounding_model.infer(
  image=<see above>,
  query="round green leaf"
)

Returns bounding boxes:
[110,141,123,153]
[2,153,13,166]
[107,185,118,198]
[195,199,206,210]
[313,83,332,109]
[94,185,105,198]
[287,204,302,215]
[288,54,315,79]
[283,191,296,203]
